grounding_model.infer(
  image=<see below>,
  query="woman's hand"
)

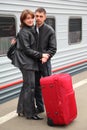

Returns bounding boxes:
[10,38,16,45]
[41,53,50,64]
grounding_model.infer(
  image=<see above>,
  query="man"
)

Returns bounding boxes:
[34,7,57,114]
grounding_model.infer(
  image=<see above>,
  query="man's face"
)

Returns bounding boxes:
[35,12,46,27]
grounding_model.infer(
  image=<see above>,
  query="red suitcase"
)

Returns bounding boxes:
[40,73,77,126]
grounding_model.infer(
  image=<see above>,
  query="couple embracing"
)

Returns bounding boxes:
[10,7,57,120]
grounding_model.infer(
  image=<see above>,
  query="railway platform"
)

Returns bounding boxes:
[0,70,87,130]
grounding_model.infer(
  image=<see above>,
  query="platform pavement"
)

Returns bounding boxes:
[0,71,87,130]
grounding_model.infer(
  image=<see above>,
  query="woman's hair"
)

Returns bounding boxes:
[20,9,34,28]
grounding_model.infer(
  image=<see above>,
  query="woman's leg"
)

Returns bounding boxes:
[17,69,25,115]
[17,69,36,118]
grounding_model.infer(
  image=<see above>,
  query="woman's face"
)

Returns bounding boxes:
[23,14,34,26]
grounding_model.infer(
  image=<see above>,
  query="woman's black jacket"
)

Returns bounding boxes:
[13,25,42,71]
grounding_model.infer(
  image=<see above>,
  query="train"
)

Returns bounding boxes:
[0,0,87,103]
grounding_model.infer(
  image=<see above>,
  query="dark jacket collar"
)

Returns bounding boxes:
[23,24,34,29]
[39,23,45,29]
[35,23,45,31]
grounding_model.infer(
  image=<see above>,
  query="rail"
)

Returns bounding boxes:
[0,59,87,90]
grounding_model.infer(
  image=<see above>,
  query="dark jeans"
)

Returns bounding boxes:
[35,60,51,111]
[17,69,36,118]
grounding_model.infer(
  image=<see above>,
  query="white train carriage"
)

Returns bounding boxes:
[0,0,87,103]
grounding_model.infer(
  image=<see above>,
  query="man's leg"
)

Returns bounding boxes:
[35,60,52,113]
[35,71,44,113]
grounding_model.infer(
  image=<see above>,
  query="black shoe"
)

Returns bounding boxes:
[35,115,44,120]
[36,109,44,114]
[27,115,44,120]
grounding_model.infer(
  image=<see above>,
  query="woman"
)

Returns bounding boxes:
[14,9,48,120]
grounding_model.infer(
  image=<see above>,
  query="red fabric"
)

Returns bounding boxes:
[40,73,77,125]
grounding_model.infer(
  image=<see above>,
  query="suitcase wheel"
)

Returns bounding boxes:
[47,118,54,126]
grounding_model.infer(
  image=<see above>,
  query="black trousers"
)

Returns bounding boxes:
[17,68,36,118]
[35,60,51,111]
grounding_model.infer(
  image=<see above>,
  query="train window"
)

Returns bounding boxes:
[69,18,82,44]
[45,17,55,30]
[0,16,16,56]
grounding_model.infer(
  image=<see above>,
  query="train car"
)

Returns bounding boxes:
[0,0,87,103]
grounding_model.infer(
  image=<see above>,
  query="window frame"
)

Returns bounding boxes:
[68,17,82,45]
[45,16,56,31]
[0,15,17,56]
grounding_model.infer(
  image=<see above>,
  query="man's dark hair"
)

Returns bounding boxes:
[35,7,46,14]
